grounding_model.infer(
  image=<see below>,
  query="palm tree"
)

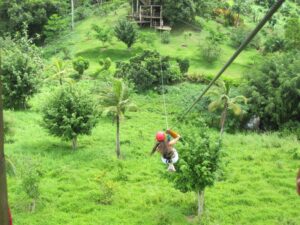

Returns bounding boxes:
[0,48,10,225]
[207,81,247,137]
[46,59,73,85]
[99,79,136,158]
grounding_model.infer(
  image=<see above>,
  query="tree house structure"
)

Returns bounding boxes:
[130,0,171,30]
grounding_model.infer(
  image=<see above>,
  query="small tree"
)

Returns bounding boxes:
[207,81,247,136]
[0,32,43,109]
[46,58,73,85]
[43,14,68,42]
[92,24,112,47]
[201,44,221,63]
[98,79,136,158]
[42,85,98,150]
[114,19,138,49]
[172,118,221,217]
[72,57,89,78]
[22,167,40,212]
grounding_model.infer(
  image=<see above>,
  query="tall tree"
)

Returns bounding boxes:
[0,48,10,225]
[99,79,136,158]
[207,81,247,136]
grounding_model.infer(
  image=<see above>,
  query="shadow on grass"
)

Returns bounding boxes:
[76,46,145,62]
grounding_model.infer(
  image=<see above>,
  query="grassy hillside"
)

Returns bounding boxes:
[44,6,260,80]
[4,2,300,225]
[6,82,300,225]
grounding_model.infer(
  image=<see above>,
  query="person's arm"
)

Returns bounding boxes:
[166,129,181,146]
[150,142,159,155]
[168,136,181,145]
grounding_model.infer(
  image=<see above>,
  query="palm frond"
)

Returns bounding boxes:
[229,103,242,116]
[208,99,222,112]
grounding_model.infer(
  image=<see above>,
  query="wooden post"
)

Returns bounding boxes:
[136,0,139,14]
[139,5,142,23]
[160,5,163,27]
[0,46,10,225]
[132,0,134,16]
[150,5,153,27]
[71,0,74,30]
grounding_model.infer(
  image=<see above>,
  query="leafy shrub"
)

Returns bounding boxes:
[72,57,89,77]
[115,50,186,92]
[43,14,68,42]
[114,19,138,48]
[161,31,171,44]
[98,180,117,205]
[176,58,190,74]
[201,43,222,63]
[42,85,98,149]
[264,35,286,53]
[230,26,261,49]
[91,24,112,47]
[99,57,112,71]
[284,17,300,50]
[242,51,300,130]
[0,33,43,109]
[22,166,41,212]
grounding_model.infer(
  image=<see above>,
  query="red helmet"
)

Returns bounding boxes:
[156,131,165,142]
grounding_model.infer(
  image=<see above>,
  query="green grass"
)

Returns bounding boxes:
[5,2,300,225]
[44,5,262,80]
[5,82,300,225]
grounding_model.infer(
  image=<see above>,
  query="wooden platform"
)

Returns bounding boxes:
[154,26,172,31]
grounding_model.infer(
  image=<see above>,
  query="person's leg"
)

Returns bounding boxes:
[168,163,176,172]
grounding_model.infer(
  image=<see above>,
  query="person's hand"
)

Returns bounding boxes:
[166,129,171,134]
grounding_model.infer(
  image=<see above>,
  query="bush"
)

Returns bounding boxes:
[0,33,43,109]
[42,85,98,149]
[242,51,300,130]
[115,50,186,92]
[201,43,222,63]
[72,57,89,77]
[230,26,261,49]
[161,31,171,44]
[22,166,41,212]
[114,19,138,48]
[176,58,190,74]
[264,35,286,53]
[43,14,68,42]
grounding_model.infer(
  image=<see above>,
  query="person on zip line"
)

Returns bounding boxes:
[151,129,180,172]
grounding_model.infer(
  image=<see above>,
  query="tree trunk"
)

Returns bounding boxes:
[71,0,75,30]
[0,50,10,225]
[197,190,205,217]
[72,136,77,150]
[220,101,228,138]
[236,13,240,27]
[116,114,121,158]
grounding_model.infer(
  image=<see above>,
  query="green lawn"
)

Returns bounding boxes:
[44,5,261,80]
[5,2,300,225]
[6,82,300,225]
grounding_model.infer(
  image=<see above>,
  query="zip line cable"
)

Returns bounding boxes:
[179,0,286,121]
[159,28,169,129]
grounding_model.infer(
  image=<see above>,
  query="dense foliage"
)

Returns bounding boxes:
[72,56,89,77]
[0,33,43,109]
[43,14,68,42]
[243,51,300,130]
[114,19,138,48]
[42,85,98,149]
[115,50,185,92]
[0,0,68,39]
